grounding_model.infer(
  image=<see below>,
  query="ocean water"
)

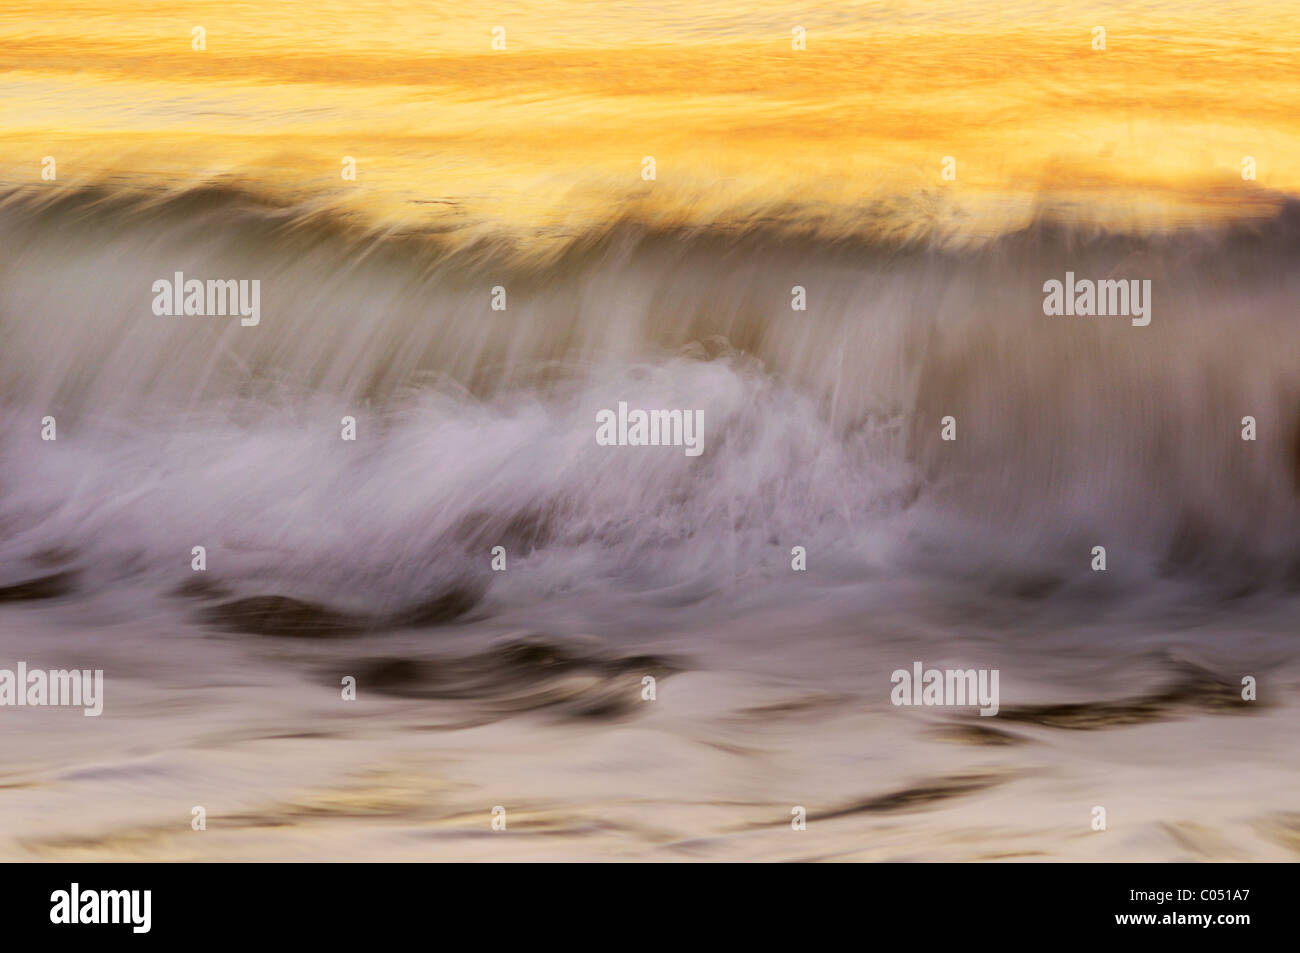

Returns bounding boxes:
[1,1,1298,860]
[1,185,1298,860]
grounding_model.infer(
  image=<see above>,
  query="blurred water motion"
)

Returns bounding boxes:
[0,1,1298,861]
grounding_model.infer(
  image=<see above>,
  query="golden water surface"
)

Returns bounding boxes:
[1,1,1296,239]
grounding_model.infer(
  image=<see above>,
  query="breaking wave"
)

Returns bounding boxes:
[1,184,1298,617]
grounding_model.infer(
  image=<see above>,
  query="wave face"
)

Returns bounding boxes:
[1,186,1299,613]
